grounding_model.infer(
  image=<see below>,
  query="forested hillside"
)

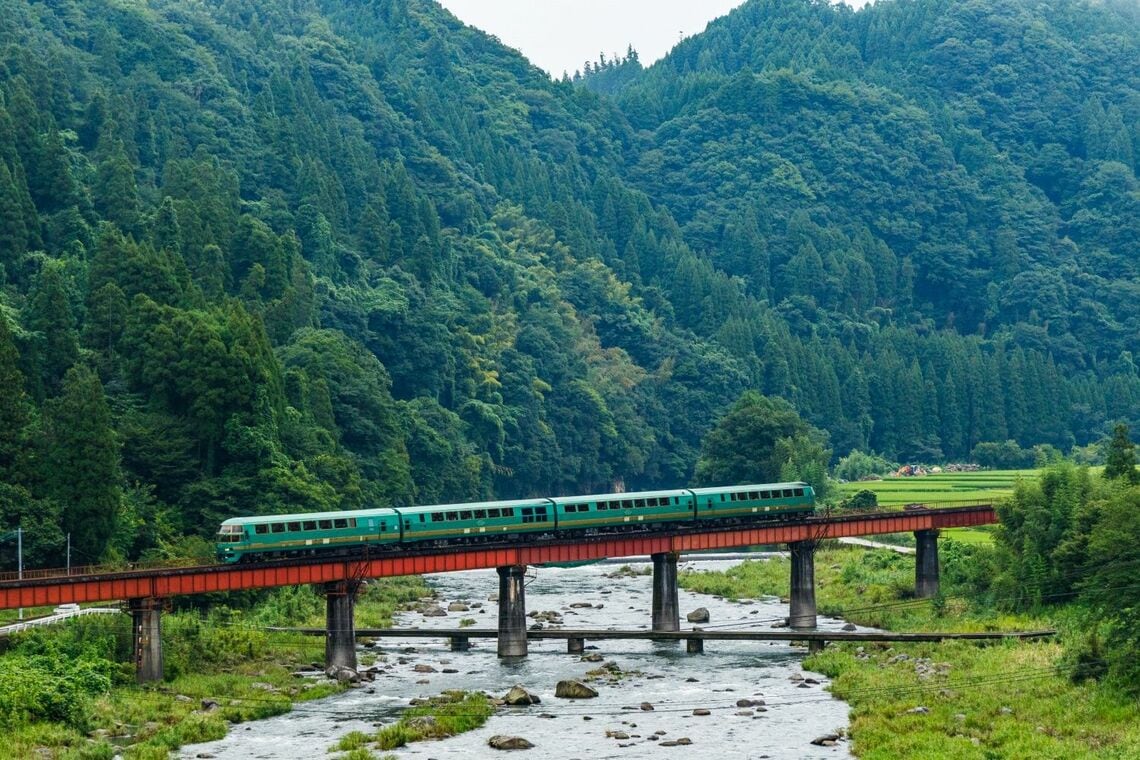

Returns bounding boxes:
[0,0,1137,566]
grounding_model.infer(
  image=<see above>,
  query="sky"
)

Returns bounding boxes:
[435,0,747,77]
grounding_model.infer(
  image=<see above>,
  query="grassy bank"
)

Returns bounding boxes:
[680,547,1140,758]
[0,576,429,759]
[332,691,494,759]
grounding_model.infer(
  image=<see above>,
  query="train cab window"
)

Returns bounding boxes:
[319,520,332,529]
[348,518,357,527]
[431,513,444,522]
[379,522,386,532]
[794,488,804,496]
[474,509,487,519]
[255,524,268,535]
[333,518,347,529]
[303,521,316,531]
[271,523,285,534]
[287,522,301,532]
[488,508,501,518]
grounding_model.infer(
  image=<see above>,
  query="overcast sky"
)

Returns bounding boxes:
[436,0,748,77]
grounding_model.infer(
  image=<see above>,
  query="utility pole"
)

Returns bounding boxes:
[17,526,23,621]
[66,533,71,575]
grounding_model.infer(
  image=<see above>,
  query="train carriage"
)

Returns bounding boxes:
[692,482,814,523]
[395,497,556,545]
[551,488,694,533]
[215,508,401,563]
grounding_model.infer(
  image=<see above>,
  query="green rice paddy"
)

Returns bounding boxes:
[836,469,1035,507]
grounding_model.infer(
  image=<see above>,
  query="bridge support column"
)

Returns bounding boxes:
[567,637,585,654]
[915,529,940,599]
[789,540,817,630]
[323,581,358,671]
[129,598,164,683]
[497,565,527,658]
[651,551,680,634]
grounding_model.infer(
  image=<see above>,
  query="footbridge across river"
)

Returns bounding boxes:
[0,505,995,681]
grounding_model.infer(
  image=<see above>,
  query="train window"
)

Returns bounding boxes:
[536,507,547,517]
[319,520,332,529]
[760,491,771,499]
[794,488,804,496]
[634,498,645,508]
[288,522,301,532]
[488,508,501,518]
[303,521,316,531]
[474,509,486,519]
[783,489,794,498]
[348,518,357,527]
[504,508,514,517]
[420,515,426,522]
[461,511,473,520]
[333,518,348,529]
[749,491,759,500]
[255,524,268,535]
[431,513,444,522]
[446,512,459,521]
[521,507,534,524]
[271,523,285,534]
[379,523,386,532]
[721,494,727,501]
[565,505,576,513]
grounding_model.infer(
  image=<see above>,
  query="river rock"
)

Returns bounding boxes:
[640,702,655,711]
[448,601,470,612]
[811,733,840,746]
[606,730,629,739]
[842,623,857,631]
[421,605,447,617]
[414,664,437,673]
[488,735,534,750]
[692,708,711,716]
[736,698,765,707]
[555,680,599,699]
[906,706,930,714]
[581,653,604,662]
[503,685,542,705]
[659,737,692,747]
[200,699,219,711]
[686,608,710,623]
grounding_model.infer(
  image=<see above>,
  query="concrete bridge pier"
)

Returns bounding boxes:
[129,597,164,683]
[323,581,358,671]
[789,540,818,629]
[651,551,680,634]
[497,565,528,658]
[915,529,940,599]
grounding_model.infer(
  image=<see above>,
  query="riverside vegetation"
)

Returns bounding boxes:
[681,462,1140,758]
[0,577,427,759]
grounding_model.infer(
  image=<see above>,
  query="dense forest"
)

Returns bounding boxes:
[0,0,1138,566]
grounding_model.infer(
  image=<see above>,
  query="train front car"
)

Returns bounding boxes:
[215,518,249,563]
[551,488,694,535]
[215,509,402,563]
[690,482,815,526]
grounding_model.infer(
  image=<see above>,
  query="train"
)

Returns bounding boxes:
[214,482,816,563]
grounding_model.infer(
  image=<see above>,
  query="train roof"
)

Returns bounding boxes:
[220,508,398,526]
[393,497,555,514]
[687,482,809,495]
[549,488,690,504]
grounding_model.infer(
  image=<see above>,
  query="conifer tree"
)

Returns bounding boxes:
[0,314,30,480]
[1104,423,1139,484]
[40,364,122,561]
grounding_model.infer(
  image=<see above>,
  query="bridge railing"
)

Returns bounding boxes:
[0,557,204,583]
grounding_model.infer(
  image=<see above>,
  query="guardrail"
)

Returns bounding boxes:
[0,607,120,636]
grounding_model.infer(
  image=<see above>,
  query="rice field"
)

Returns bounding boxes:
[835,469,1035,507]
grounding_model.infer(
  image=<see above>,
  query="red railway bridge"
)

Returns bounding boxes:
[0,505,995,681]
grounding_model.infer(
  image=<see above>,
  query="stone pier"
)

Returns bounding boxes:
[915,529,940,599]
[324,581,358,671]
[129,597,164,683]
[789,540,818,629]
[497,565,528,658]
[651,551,680,634]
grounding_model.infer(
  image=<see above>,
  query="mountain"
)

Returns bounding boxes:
[0,0,1136,564]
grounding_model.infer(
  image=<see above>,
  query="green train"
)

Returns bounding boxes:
[215,482,815,564]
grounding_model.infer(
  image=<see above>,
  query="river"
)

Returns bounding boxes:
[182,558,856,759]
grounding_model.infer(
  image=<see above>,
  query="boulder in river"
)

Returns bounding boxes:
[503,685,542,705]
[488,735,534,750]
[413,664,437,673]
[686,608,710,623]
[421,605,447,617]
[448,601,470,612]
[555,680,599,699]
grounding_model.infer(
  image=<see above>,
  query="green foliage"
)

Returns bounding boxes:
[971,440,1037,470]
[834,450,895,482]
[374,692,493,750]
[695,390,829,491]
[1103,423,1138,483]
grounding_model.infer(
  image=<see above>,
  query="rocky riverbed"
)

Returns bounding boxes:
[182,558,861,759]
